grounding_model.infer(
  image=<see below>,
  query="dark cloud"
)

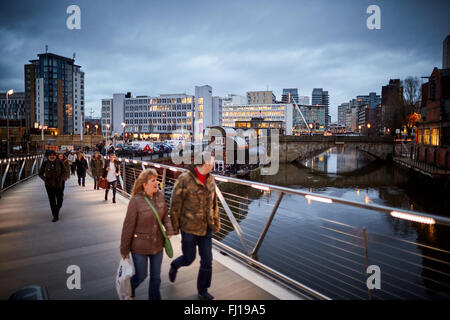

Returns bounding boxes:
[1,0,449,120]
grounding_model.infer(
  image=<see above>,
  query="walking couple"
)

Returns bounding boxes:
[119,152,220,300]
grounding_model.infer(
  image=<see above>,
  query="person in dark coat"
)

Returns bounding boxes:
[39,150,67,222]
[75,153,88,187]
[58,152,71,196]
[90,151,104,190]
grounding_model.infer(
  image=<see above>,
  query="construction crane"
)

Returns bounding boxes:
[289,94,311,134]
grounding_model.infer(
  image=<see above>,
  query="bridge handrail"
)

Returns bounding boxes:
[0,154,44,195]
[85,154,450,300]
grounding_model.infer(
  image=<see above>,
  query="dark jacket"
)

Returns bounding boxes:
[61,157,70,181]
[90,156,104,177]
[75,157,88,176]
[39,159,66,189]
[102,160,120,179]
[169,165,220,236]
[120,191,174,256]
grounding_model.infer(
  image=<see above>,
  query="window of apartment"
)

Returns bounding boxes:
[431,128,440,146]
[416,129,422,144]
[423,129,431,145]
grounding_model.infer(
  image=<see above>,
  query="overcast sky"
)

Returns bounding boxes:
[1,0,449,120]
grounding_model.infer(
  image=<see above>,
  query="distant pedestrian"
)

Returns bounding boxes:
[103,153,120,203]
[75,153,88,187]
[58,152,70,196]
[90,151,104,190]
[39,150,67,222]
[120,168,174,300]
[168,151,220,300]
[68,151,76,175]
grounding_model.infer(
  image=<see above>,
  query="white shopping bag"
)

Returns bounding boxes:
[115,256,135,300]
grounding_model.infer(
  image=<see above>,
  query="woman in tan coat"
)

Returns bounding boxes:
[120,168,174,300]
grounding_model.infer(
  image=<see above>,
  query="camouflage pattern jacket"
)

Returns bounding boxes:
[169,165,220,236]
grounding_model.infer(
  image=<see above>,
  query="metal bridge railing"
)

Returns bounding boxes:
[0,154,44,196]
[85,154,450,300]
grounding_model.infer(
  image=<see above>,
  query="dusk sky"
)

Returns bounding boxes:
[1,0,449,120]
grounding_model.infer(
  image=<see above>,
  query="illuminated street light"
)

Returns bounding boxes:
[6,89,14,157]
[121,122,126,141]
[367,123,371,129]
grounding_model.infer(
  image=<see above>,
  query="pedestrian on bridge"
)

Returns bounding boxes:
[120,168,174,300]
[90,151,104,190]
[75,153,88,187]
[103,153,120,203]
[68,151,76,175]
[38,150,67,222]
[168,151,220,300]
[58,152,70,197]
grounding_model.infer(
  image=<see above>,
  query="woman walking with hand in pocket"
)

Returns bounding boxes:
[120,168,174,300]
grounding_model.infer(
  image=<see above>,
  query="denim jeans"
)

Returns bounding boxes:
[130,251,164,300]
[77,174,85,186]
[105,181,117,200]
[171,228,213,294]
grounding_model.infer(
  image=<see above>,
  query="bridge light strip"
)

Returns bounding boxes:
[132,160,138,164]
[169,168,178,172]
[215,177,229,183]
[390,211,435,225]
[153,164,161,168]
[305,195,333,204]
[251,184,270,191]
[142,161,148,166]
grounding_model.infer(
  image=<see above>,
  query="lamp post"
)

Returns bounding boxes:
[121,122,126,142]
[6,89,13,157]
[106,124,110,147]
[94,124,98,135]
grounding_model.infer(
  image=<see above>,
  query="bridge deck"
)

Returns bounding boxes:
[0,175,277,300]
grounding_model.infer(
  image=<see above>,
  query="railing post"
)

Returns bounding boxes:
[18,158,26,182]
[215,185,251,255]
[31,158,37,175]
[120,160,126,193]
[251,192,284,259]
[362,227,371,300]
[1,160,11,190]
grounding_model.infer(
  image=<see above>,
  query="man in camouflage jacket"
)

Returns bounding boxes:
[168,153,220,300]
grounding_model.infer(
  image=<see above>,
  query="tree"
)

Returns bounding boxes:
[402,76,422,135]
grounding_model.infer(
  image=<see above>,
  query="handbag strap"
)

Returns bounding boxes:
[144,196,168,239]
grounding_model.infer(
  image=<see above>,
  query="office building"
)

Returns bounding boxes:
[338,103,349,126]
[0,92,25,123]
[443,35,450,69]
[281,88,299,103]
[25,52,84,135]
[292,104,327,134]
[312,88,329,128]
[356,92,381,109]
[222,103,293,135]
[247,91,276,105]
[122,94,194,140]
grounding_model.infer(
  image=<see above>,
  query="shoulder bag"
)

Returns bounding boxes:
[144,196,173,258]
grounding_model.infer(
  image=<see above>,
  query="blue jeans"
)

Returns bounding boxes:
[171,228,213,294]
[130,251,163,300]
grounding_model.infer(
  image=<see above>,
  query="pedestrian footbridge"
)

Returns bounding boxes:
[0,155,449,300]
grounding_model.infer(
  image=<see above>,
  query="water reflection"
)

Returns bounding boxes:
[215,147,450,299]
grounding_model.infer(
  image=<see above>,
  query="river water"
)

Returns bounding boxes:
[215,147,450,300]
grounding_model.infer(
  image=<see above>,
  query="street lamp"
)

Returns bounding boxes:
[86,124,90,135]
[6,89,13,157]
[94,124,99,135]
[121,122,126,142]
[106,124,110,147]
